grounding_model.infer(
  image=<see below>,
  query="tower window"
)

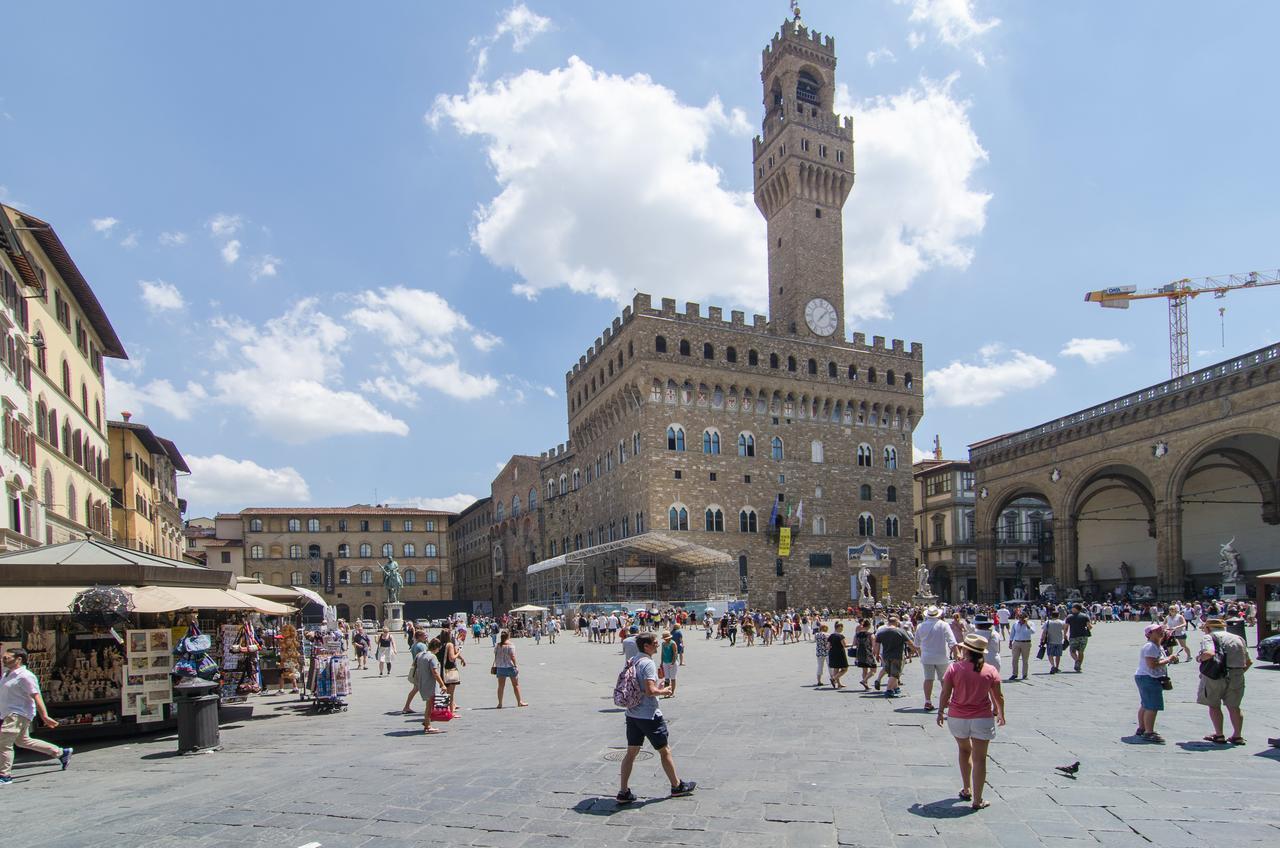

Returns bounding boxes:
[748,349,759,366]
[801,138,810,152]
[815,208,822,218]
[655,335,667,353]
[796,71,820,105]
[726,346,737,363]
[679,339,691,356]
[819,144,827,158]
[703,342,714,360]
[837,150,845,163]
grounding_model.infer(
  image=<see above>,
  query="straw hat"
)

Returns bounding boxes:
[1204,618,1226,630]
[924,605,942,618]
[961,633,988,654]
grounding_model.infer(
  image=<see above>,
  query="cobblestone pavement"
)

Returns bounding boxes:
[7,621,1280,847]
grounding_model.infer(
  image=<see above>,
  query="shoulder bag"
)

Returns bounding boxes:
[1199,633,1228,681]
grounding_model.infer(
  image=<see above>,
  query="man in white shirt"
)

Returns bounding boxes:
[914,606,957,711]
[995,605,1012,637]
[607,613,621,644]
[1,648,72,784]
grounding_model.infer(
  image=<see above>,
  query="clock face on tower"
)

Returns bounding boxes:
[804,298,838,337]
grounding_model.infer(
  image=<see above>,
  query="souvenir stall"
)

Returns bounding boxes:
[0,539,297,739]
[303,629,350,712]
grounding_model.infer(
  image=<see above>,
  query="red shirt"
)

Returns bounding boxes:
[943,660,1002,719]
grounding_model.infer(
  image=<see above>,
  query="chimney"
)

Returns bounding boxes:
[121,411,132,422]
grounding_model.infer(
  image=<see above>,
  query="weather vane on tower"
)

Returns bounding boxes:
[790,1,803,24]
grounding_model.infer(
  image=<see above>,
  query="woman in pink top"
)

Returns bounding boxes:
[937,633,1006,810]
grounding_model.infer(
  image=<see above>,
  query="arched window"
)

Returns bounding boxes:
[887,485,898,502]
[860,484,872,501]
[290,571,303,585]
[796,70,821,104]
[304,518,318,532]
[737,433,755,457]
[512,494,521,516]
[308,544,321,559]
[813,516,826,535]
[885,516,900,537]
[338,543,350,558]
[403,543,416,557]
[787,356,797,372]
[546,479,555,500]
[249,518,263,532]
[633,432,641,456]
[668,505,689,531]
[857,444,873,467]
[558,474,568,495]
[249,544,264,559]
[770,437,784,460]
[904,372,914,389]
[382,542,394,558]
[704,507,724,532]
[807,358,817,375]
[425,544,437,557]
[47,410,57,450]
[678,339,690,356]
[666,426,685,451]
[528,486,537,511]
[359,543,372,557]
[288,544,302,558]
[810,440,823,463]
[703,342,714,359]
[739,509,758,533]
[858,513,875,537]
[769,353,779,369]
[572,469,582,489]
[655,335,667,353]
[868,367,877,383]
[495,502,505,521]
[360,568,373,584]
[286,518,300,532]
[66,483,77,522]
[404,568,417,585]
[42,468,54,512]
[61,360,71,394]
[702,429,721,455]
[726,346,737,363]
[338,569,350,584]
[748,349,759,366]
[884,446,897,470]
[426,569,439,584]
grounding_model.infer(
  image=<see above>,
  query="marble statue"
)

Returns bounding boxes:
[1013,584,1025,601]
[917,564,932,597]
[858,566,873,602]
[1219,538,1241,584]
[381,558,404,604]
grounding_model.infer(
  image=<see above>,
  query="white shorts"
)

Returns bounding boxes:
[922,662,949,681]
[947,716,996,741]
[662,662,678,679]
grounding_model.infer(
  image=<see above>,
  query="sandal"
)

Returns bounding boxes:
[959,789,972,801]
[422,727,443,734]
[1203,734,1227,745]
[971,801,990,810]
[1142,732,1165,744]
[1228,736,1246,746]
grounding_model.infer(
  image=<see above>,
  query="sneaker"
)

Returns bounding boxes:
[670,780,697,797]
[1007,675,1017,682]
[615,788,636,805]
[59,748,73,771]
[924,703,935,711]
[0,775,11,785]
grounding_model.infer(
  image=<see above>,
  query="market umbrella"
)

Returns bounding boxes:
[509,604,549,613]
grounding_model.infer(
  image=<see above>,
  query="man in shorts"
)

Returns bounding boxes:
[1064,603,1092,672]
[616,634,695,803]
[1196,618,1251,745]
[915,606,957,711]
[874,616,917,698]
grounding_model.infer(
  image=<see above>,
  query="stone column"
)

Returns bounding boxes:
[1155,503,1184,600]
[975,530,998,602]
[1055,515,1078,591]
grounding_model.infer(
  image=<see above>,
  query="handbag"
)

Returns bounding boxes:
[443,668,461,685]
[1035,643,1047,660]
[1199,634,1228,680]
[490,665,497,675]
[430,692,454,722]
[1159,676,1173,691]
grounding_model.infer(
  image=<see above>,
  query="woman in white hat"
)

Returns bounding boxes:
[936,633,1006,810]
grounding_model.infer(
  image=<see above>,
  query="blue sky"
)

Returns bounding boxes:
[3,1,1278,516]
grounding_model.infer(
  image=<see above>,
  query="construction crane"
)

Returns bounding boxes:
[1084,270,1280,378]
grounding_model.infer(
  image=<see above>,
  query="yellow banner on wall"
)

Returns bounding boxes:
[777,528,791,557]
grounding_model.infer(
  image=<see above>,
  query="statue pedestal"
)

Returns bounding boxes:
[1220,584,1239,601]
[912,593,939,608]
[383,602,405,631]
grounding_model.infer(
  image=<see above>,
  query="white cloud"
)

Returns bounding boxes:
[119,231,139,249]
[837,76,991,321]
[926,344,1055,407]
[494,2,551,51]
[251,254,281,279]
[394,354,500,401]
[541,385,556,398]
[220,239,241,265]
[91,216,119,234]
[431,58,765,310]
[1060,337,1131,365]
[392,493,477,514]
[471,331,502,352]
[867,48,897,66]
[433,58,988,324]
[901,0,1000,46]
[138,279,186,312]
[208,213,243,238]
[349,287,473,346]
[185,454,311,510]
[907,31,926,49]
[105,369,207,421]
[360,375,417,406]
[210,300,410,442]
[158,231,188,246]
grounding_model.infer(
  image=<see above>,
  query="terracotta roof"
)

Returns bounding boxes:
[3,205,127,359]
[109,420,191,472]
[239,505,456,516]
[155,436,190,474]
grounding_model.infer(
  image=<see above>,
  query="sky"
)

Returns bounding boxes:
[2,1,1278,517]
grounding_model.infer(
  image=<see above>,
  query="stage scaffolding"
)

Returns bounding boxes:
[526,532,735,611]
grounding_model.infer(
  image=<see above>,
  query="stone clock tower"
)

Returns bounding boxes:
[752,8,855,341]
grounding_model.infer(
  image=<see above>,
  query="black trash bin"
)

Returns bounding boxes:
[1224,617,1248,643]
[174,678,220,753]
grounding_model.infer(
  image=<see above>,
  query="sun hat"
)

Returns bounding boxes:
[974,614,993,628]
[1144,623,1166,636]
[924,605,942,618]
[661,631,671,639]
[961,633,988,654]
[1204,618,1226,630]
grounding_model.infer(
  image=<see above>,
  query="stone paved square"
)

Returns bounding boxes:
[6,621,1278,847]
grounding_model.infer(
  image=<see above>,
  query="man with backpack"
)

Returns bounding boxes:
[614,633,696,804]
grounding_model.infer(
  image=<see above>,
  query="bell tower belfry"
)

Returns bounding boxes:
[752,6,855,341]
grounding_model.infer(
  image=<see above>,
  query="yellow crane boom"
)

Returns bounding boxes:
[1084,270,1280,378]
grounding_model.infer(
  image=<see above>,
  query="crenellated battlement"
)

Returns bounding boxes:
[763,19,836,71]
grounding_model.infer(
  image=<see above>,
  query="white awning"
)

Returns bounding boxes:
[0,586,94,615]
[526,532,733,577]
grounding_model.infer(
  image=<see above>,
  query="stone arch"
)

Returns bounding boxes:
[976,482,1058,601]
[1168,427,1280,526]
